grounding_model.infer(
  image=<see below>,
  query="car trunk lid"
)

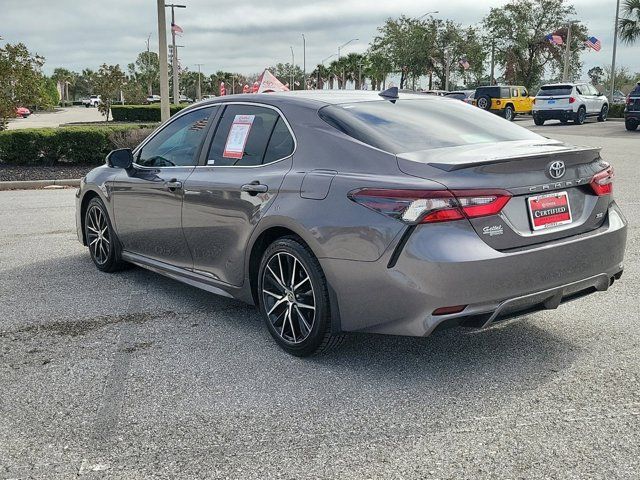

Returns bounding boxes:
[397,140,612,250]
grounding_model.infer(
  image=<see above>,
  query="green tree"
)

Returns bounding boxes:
[76,69,97,98]
[483,0,587,89]
[94,64,126,121]
[619,0,640,44]
[588,66,605,85]
[0,42,48,128]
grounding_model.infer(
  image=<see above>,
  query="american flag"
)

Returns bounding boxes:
[546,34,564,45]
[459,57,470,70]
[171,22,183,36]
[585,36,602,51]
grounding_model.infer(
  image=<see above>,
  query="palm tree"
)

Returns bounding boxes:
[619,0,640,44]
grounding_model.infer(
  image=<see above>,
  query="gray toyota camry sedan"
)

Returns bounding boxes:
[75,89,627,356]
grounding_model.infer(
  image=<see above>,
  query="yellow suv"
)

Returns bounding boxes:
[473,85,534,121]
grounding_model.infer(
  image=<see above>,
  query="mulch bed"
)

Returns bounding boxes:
[0,164,100,182]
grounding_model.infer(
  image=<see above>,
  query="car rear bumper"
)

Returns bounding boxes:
[532,109,575,121]
[321,203,627,337]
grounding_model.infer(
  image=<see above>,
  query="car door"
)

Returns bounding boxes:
[519,87,531,112]
[111,105,217,268]
[181,103,295,286]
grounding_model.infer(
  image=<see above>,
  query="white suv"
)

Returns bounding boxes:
[532,83,609,126]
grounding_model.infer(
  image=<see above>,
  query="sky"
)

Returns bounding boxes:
[1,0,638,86]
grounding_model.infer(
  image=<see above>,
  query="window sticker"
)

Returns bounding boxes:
[222,114,255,159]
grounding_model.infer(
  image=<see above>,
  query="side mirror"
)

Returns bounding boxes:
[106,148,133,169]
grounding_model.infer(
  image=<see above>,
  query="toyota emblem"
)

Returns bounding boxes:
[548,160,566,179]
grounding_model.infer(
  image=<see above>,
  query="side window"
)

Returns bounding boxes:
[588,85,599,95]
[576,85,585,95]
[263,117,294,164]
[512,88,519,97]
[137,107,215,167]
[207,105,291,167]
[520,87,528,97]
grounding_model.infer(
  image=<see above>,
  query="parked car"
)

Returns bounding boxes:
[15,106,31,118]
[625,82,640,131]
[445,90,474,102]
[473,85,534,121]
[612,90,627,105]
[146,95,161,103]
[423,89,448,96]
[532,83,609,126]
[82,95,101,108]
[76,90,626,356]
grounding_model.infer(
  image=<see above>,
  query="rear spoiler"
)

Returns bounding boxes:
[423,146,602,172]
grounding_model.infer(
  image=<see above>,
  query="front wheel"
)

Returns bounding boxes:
[84,197,127,272]
[598,105,609,122]
[258,238,343,357]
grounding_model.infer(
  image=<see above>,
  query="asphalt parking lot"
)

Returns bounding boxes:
[6,106,104,130]
[1,120,639,479]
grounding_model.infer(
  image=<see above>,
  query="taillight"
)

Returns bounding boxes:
[348,189,511,224]
[590,165,614,196]
[627,96,633,105]
[569,97,576,104]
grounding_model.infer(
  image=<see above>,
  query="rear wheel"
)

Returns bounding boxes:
[574,106,586,125]
[503,105,515,121]
[533,116,545,126]
[597,104,609,122]
[476,95,491,110]
[84,197,127,272]
[258,237,343,357]
[626,119,638,131]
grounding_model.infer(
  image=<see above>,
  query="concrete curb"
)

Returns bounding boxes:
[0,178,80,191]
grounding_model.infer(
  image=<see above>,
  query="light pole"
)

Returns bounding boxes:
[445,49,451,91]
[337,38,358,60]
[320,54,335,90]
[610,0,621,102]
[156,0,170,121]
[195,63,203,100]
[337,38,358,89]
[146,33,152,96]
[418,11,438,19]
[562,20,579,81]
[302,34,306,90]
[290,46,295,90]
[166,3,186,104]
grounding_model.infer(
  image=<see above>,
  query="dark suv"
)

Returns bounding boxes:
[625,82,640,131]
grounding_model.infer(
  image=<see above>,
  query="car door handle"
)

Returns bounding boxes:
[165,179,182,191]
[241,182,268,195]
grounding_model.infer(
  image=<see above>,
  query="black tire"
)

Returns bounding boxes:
[258,237,343,357]
[574,106,586,125]
[476,95,491,110]
[85,104,90,108]
[84,197,127,272]
[533,116,545,126]
[626,119,639,131]
[503,105,515,121]
[597,104,609,122]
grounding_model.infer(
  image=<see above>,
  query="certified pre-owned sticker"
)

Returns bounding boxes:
[483,225,504,236]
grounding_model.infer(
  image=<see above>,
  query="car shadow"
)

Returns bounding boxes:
[3,251,578,399]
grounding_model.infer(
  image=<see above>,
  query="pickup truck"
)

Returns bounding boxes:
[625,82,640,131]
[82,95,101,108]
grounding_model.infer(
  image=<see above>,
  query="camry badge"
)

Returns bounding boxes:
[548,161,566,179]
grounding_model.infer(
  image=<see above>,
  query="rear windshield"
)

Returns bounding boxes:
[537,85,573,96]
[631,84,640,96]
[319,99,541,154]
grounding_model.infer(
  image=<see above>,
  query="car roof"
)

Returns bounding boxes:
[190,90,439,109]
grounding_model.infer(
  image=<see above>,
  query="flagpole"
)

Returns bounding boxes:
[166,4,186,104]
[157,0,170,122]
[610,0,621,102]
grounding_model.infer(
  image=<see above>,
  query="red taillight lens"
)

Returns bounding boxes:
[433,305,467,315]
[348,189,511,224]
[590,165,614,196]
[569,97,576,104]
[627,96,632,105]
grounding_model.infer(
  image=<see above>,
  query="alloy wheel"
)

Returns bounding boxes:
[86,205,111,265]
[261,251,316,344]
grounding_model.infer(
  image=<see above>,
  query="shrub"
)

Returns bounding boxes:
[609,104,625,118]
[0,125,154,165]
[110,104,188,122]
